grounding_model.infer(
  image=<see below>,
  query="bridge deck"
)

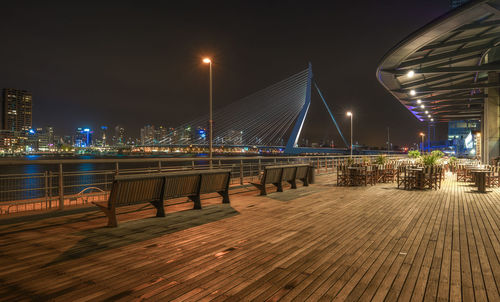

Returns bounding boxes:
[1,174,500,301]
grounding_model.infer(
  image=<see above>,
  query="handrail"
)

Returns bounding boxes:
[0,154,403,166]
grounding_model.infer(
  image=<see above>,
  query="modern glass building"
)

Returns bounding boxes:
[448,120,481,155]
[377,0,500,162]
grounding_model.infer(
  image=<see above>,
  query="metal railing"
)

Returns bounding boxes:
[0,155,405,215]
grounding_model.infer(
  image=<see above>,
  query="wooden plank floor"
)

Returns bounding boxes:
[1,173,500,301]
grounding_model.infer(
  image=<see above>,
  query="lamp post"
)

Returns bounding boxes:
[347,111,353,158]
[420,132,425,153]
[203,57,213,168]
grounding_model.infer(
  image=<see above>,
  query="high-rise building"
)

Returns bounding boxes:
[450,0,469,9]
[95,126,108,147]
[140,125,155,145]
[155,126,168,143]
[114,126,125,146]
[1,88,32,133]
[74,128,93,148]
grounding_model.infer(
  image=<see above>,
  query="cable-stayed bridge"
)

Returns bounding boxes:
[144,63,349,154]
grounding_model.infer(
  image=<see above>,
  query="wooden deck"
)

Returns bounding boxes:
[1,173,500,301]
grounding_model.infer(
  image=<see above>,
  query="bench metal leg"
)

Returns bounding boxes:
[189,195,202,209]
[301,178,309,186]
[287,180,297,189]
[151,200,165,217]
[251,183,267,195]
[93,202,118,227]
[273,182,283,192]
[218,191,230,204]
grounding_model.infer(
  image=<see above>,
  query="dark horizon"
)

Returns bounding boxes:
[0,0,451,147]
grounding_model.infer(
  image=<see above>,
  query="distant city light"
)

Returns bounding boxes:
[83,128,90,132]
[420,105,425,109]
[431,118,434,122]
[428,115,431,118]
[202,58,211,63]
[407,70,415,78]
[346,111,352,116]
[425,111,428,114]
[409,90,416,96]
[416,99,422,104]
[28,129,35,134]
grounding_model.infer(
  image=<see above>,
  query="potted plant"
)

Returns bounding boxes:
[375,154,387,166]
[448,156,458,172]
[431,150,444,159]
[421,153,438,166]
[408,150,421,159]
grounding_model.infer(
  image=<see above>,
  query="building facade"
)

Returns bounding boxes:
[2,88,32,133]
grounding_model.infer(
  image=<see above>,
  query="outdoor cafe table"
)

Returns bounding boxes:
[408,167,424,190]
[469,169,489,193]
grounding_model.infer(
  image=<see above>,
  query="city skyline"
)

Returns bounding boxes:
[0,0,453,147]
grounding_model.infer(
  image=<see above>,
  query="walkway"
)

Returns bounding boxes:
[1,174,500,301]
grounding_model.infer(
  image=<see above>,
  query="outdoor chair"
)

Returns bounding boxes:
[486,166,499,187]
[337,165,349,186]
[422,166,433,189]
[456,165,467,182]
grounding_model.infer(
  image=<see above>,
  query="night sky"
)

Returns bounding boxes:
[0,0,451,148]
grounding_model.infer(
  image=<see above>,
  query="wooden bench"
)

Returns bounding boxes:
[251,164,310,195]
[93,169,231,227]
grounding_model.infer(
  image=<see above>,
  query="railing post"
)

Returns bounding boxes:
[115,162,119,175]
[317,158,320,174]
[49,171,53,209]
[192,160,195,170]
[219,160,222,168]
[44,171,48,208]
[58,163,64,210]
[240,160,244,185]
[158,161,162,172]
[258,158,262,174]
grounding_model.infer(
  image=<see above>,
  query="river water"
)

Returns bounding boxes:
[0,154,285,202]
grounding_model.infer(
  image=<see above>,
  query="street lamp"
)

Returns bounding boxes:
[347,111,353,158]
[419,132,425,153]
[203,57,213,168]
